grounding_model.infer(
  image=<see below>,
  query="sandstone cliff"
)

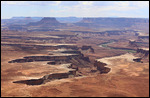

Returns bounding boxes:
[136,48,149,58]
[27,17,65,28]
[74,18,149,30]
[13,64,77,85]
[134,48,149,62]
[94,60,111,74]
[81,45,95,53]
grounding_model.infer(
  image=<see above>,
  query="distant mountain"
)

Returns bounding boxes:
[3,17,149,32]
[24,17,68,32]
[27,17,65,27]
[56,17,82,23]
[1,17,82,26]
[11,17,43,20]
[1,17,42,25]
[11,17,82,23]
[74,17,149,30]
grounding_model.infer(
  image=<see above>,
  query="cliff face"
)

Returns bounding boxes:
[27,17,64,27]
[13,64,77,85]
[38,17,60,24]
[134,48,149,63]
[94,61,111,74]
[81,45,95,53]
[74,18,149,29]
[136,48,149,57]
[13,79,44,85]
[3,17,41,25]
[7,17,63,31]
[56,17,82,23]
[129,40,138,48]
[8,54,90,67]
[138,36,149,39]
[1,43,79,51]
[7,44,92,68]
[13,70,77,85]
[10,45,92,85]
[6,17,149,31]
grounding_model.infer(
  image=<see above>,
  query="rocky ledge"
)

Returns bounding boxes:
[13,64,77,85]
[136,48,149,57]
[81,45,95,53]
[94,60,111,74]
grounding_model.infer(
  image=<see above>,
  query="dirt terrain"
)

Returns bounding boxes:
[1,17,149,97]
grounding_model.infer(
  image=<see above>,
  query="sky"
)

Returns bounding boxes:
[1,1,149,19]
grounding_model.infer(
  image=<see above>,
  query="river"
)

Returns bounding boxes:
[98,40,136,53]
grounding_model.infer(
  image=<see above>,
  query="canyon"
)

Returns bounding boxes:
[1,17,149,97]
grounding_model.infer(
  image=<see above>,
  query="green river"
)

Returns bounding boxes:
[98,40,136,53]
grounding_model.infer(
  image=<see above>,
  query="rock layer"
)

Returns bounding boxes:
[75,18,149,29]
[81,45,95,53]
[13,64,77,85]
[94,60,111,74]
[136,48,149,57]
[27,17,65,28]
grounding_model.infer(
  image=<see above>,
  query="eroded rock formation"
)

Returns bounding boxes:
[74,18,149,29]
[13,71,75,85]
[133,48,149,63]
[81,45,95,53]
[136,48,149,57]
[13,79,44,85]
[13,64,78,85]
[8,52,90,66]
[2,43,79,51]
[138,35,149,39]
[94,60,111,74]
[129,40,138,47]
[71,30,137,36]
[27,17,65,28]
[133,58,143,63]
[10,44,99,85]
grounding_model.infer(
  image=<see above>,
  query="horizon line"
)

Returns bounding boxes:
[1,16,149,19]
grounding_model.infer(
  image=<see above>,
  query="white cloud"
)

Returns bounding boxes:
[114,1,130,7]
[1,1,62,6]
[61,1,147,16]
[1,1,149,18]
[2,1,149,8]
[78,1,93,6]
[60,1,145,17]
[1,1,26,5]
[54,1,61,5]
[132,1,149,8]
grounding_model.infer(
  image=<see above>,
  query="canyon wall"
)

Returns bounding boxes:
[136,48,149,57]
[27,17,66,28]
[13,65,77,85]
[94,61,111,74]
[74,18,149,30]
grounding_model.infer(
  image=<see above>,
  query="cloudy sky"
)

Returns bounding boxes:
[1,1,149,19]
